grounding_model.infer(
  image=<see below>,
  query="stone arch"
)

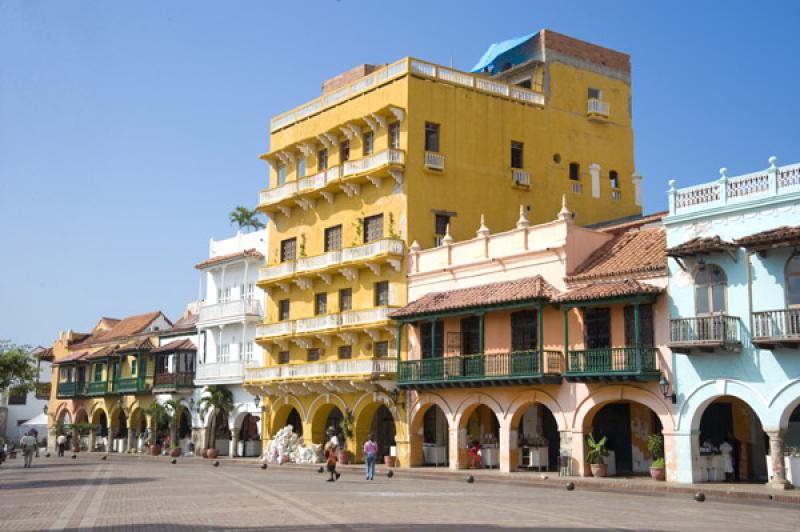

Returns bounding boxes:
[505,390,568,431]
[54,402,72,425]
[408,391,456,431]
[452,392,505,429]
[352,392,401,463]
[678,379,768,433]
[306,393,348,425]
[308,401,346,446]
[271,397,306,438]
[505,391,565,472]
[769,378,800,431]
[408,393,452,468]
[574,384,675,433]
[73,407,89,424]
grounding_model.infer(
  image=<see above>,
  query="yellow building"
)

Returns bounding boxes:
[246,29,643,466]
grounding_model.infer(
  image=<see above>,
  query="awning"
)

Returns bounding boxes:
[471,32,536,73]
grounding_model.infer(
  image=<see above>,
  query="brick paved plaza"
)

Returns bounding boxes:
[0,454,797,531]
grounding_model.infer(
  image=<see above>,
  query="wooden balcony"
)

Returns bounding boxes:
[669,315,741,353]
[752,309,800,349]
[111,377,151,394]
[56,381,76,399]
[153,372,195,392]
[87,381,108,396]
[564,347,660,382]
[397,350,562,389]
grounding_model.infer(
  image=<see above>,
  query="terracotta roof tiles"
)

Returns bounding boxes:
[554,280,663,303]
[152,339,197,353]
[734,226,800,249]
[568,228,667,283]
[195,249,264,270]
[666,236,738,257]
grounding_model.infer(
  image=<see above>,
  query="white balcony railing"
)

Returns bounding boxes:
[246,358,397,382]
[256,321,294,338]
[298,166,341,192]
[571,182,583,194]
[587,98,610,117]
[424,151,445,170]
[342,239,404,262]
[195,360,245,383]
[295,314,341,334]
[512,169,530,187]
[297,250,342,273]
[198,299,262,323]
[343,149,405,177]
[611,190,622,201]
[259,261,295,281]
[340,307,395,327]
[259,181,297,206]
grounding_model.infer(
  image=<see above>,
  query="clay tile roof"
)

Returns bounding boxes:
[116,337,154,352]
[389,276,557,320]
[568,228,667,283]
[84,345,119,360]
[553,280,663,303]
[55,351,89,364]
[588,211,668,234]
[36,347,54,361]
[666,236,738,257]
[733,226,800,250]
[195,249,264,270]
[152,339,197,353]
[82,311,168,345]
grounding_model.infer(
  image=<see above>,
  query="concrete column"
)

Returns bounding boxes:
[88,429,96,453]
[448,426,462,470]
[499,420,517,473]
[127,423,135,454]
[395,437,410,468]
[661,430,678,482]
[231,430,239,458]
[767,429,791,490]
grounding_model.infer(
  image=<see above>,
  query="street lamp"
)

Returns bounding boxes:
[43,404,48,415]
[659,375,677,404]
[390,388,404,408]
[253,395,261,409]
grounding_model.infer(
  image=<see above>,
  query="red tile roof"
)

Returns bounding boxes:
[74,311,168,347]
[195,249,264,270]
[734,226,800,250]
[590,212,667,234]
[54,351,89,364]
[666,236,737,257]
[389,276,557,319]
[83,345,119,360]
[568,228,667,283]
[554,280,663,303]
[116,338,154,352]
[152,339,197,353]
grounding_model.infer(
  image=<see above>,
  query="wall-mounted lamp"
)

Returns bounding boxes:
[253,395,261,409]
[390,388,404,409]
[659,375,677,404]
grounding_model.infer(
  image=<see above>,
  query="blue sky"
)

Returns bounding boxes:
[2,1,799,347]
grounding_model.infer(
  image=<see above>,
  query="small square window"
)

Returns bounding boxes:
[339,288,352,312]
[338,345,352,359]
[363,131,374,156]
[307,348,321,362]
[374,341,389,357]
[278,351,290,364]
[315,293,328,315]
[364,214,384,243]
[569,163,580,181]
[280,238,297,262]
[279,300,290,321]
[588,87,602,100]
[511,141,524,169]
[609,170,619,189]
[325,225,342,252]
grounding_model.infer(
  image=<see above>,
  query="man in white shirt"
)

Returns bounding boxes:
[56,434,67,457]
[20,432,37,468]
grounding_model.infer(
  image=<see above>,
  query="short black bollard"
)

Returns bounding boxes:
[71,454,77,459]
[171,458,177,464]
[694,492,705,502]
[566,482,575,491]
[466,475,474,484]
[45,453,51,458]
[387,470,394,478]
[261,463,268,470]
[101,455,107,461]
[318,466,324,473]
[213,460,220,467]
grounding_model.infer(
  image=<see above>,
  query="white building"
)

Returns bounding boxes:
[1,346,52,445]
[193,229,267,457]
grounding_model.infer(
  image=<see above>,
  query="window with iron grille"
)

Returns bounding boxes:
[374,341,389,357]
[325,225,342,252]
[280,238,296,262]
[278,299,290,321]
[511,310,538,351]
[363,131,374,156]
[588,87,602,100]
[460,315,481,355]
[420,321,444,358]
[511,141,524,169]
[340,140,350,162]
[569,163,580,181]
[363,214,384,243]
[389,122,400,149]
[307,348,320,362]
[374,281,389,307]
[338,345,352,359]
[277,165,286,186]
[315,293,328,315]
[583,308,611,349]
[9,391,26,405]
[610,170,619,189]
[278,351,290,364]
[339,288,352,311]
[318,148,328,170]
[425,122,440,152]
[156,356,168,374]
[624,304,654,347]
[94,363,103,381]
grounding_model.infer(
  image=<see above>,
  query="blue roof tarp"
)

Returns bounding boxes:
[470,32,536,73]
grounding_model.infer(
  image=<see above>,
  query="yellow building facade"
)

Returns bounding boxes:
[247,29,643,466]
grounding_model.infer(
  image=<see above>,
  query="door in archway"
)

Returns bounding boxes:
[370,405,396,460]
[286,408,303,437]
[593,403,632,474]
[325,407,344,443]
[698,397,767,482]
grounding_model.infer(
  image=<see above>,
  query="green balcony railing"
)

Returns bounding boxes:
[113,377,141,393]
[87,381,108,396]
[56,381,76,398]
[564,347,659,379]
[398,350,562,387]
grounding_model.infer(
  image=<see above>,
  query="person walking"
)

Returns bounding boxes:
[20,432,37,468]
[56,433,67,457]
[363,434,378,480]
[325,441,341,482]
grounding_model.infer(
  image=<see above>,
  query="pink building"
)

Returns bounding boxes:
[390,200,677,479]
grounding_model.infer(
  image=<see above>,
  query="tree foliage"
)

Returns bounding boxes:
[229,206,266,233]
[198,386,233,448]
[0,340,37,396]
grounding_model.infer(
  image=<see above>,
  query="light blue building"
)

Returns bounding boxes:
[664,157,800,488]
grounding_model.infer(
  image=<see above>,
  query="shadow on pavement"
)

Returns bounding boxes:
[59,526,615,532]
[0,477,156,490]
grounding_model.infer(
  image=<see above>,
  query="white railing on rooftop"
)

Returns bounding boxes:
[342,239,404,262]
[198,299,262,323]
[259,261,295,281]
[256,321,294,338]
[246,358,396,382]
[669,159,800,216]
[343,148,405,176]
[295,314,341,334]
[424,151,445,170]
[270,58,545,132]
[512,169,530,187]
[340,307,395,327]
[587,98,610,117]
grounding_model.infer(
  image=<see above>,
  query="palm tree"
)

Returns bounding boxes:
[145,402,170,446]
[198,386,234,450]
[229,206,266,233]
[163,398,185,448]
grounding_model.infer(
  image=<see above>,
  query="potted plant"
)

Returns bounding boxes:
[586,433,609,477]
[146,402,170,456]
[163,398,185,458]
[198,386,233,459]
[338,409,355,465]
[648,433,666,481]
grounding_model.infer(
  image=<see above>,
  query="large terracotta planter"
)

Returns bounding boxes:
[590,463,608,477]
[384,456,396,468]
[649,467,666,481]
[338,450,352,465]
[206,448,219,459]
[170,447,181,458]
[150,444,162,456]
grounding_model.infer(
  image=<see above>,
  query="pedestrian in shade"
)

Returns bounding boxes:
[364,434,378,480]
[325,440,341,482]
[20,432,37,468]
